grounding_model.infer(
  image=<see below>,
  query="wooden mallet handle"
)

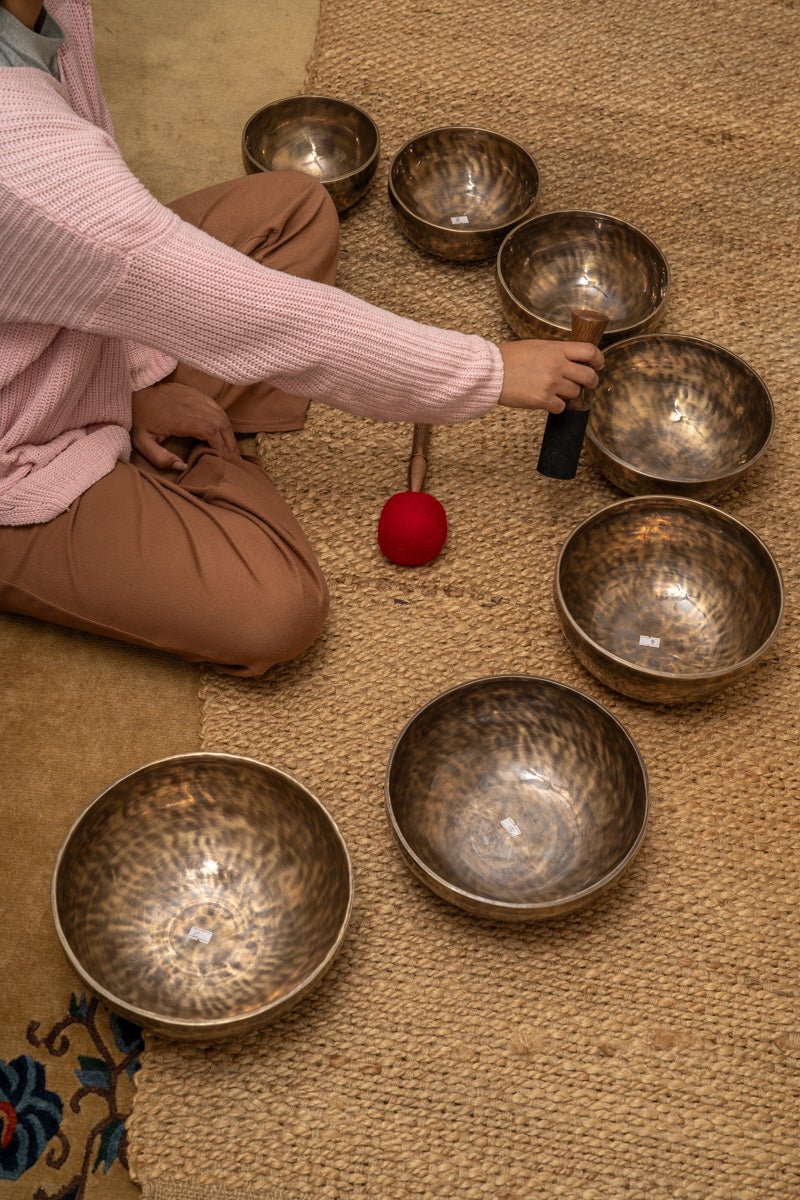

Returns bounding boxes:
[536,309,609,479]
[408,423,430,492]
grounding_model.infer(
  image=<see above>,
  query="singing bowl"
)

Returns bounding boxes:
[242,94,380,212]
[386,676,649,921]
[555,496,784,704]
[388,127,540,261]
[586,335,775,500]
[51,754,353,1039]
[496,209,669,341]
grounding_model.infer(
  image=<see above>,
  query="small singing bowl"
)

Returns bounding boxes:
[242,94,380,212]
[51,753,353,1039]
[586,334,775,501]
[497,209,669,340]
[386,676,649,921]
[555,496,784,705]
[388,127,540,261]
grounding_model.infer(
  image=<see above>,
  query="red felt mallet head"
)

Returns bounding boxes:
[377,424,448,566]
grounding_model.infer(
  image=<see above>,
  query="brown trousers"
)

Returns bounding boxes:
[0,172,340,676]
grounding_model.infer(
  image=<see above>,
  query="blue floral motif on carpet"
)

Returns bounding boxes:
[0,995,142,1199]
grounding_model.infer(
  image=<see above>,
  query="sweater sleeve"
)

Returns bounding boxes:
[0,74,503,426]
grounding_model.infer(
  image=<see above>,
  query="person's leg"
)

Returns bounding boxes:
[0,447,329,677]
[166,171,340,432]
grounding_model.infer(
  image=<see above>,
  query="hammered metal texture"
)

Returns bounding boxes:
[586,335,774,500]
[496,209,669,341]
[242,95,380,212]
[386,675,648,921]
[52,754,353,1038]
[388,127,540,261]
[555,497,784,704]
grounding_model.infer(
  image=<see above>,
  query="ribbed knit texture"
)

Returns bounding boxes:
[0,0,502,526]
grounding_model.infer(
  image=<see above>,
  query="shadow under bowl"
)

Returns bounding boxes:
[555,496,784,704]
[586,334,775,501]
[388,126,540,261]
[386,675,649,921]
[497,209,669,341]
[242,94,380,212]
[52,753,353,1039]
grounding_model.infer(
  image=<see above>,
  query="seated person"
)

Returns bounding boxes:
[0,0,603,676]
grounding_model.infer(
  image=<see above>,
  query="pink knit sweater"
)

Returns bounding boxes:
[0,0,503,526]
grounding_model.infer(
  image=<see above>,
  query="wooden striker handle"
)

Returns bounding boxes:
[408,423,431,492]
[565,309,609,411]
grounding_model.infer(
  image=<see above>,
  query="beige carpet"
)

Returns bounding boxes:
[127,0,800,1196]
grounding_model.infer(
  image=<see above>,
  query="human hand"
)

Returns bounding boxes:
[497,340,604,413]
[131,381,240,469]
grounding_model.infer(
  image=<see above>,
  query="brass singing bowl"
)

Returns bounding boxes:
[555,497,784,704]
[587,335,775,501]
[497,209,669,340]
[242,94,380,212]
[388,127,540,261]
[51,754,353,1039]
[386,676,649,921]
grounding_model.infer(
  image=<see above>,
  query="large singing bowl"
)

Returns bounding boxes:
[52,754,353,1039]
[555,497,784,704]
[388,126,540,261]
[586,335,775,500]
[386,676,649,921]
[497,209,669,341]
[242,94,379,212]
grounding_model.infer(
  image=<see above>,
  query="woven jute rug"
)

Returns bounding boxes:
[129,0,799,1196]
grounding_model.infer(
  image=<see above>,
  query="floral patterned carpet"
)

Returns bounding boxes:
[2,996,142,1199]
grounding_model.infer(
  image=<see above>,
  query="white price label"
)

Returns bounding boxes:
[639,635,661,648]
[501,817,522,837]
[450,214,469,225]
[188,926,214,944]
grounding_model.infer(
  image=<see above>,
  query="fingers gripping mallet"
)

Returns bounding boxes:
[377,423,448,565]
[536,309,609,479]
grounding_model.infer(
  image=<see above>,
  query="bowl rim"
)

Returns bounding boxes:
[387,125,541,237]
[554,495,785,685]
[50,751,354,1035]
[495,208,671,337]
[241,93,381,183]
[384,673,649,917]
[585,333,776,486]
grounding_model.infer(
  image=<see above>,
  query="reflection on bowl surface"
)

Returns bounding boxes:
[386,675,648,920]
[497,209,669,340]
[587,334,774,500]
[242,94,379,211]
[52,753,353,1038]
[389,127,540,260]
[555,496,783,704]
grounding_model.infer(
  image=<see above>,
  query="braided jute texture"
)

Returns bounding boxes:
[129,0,799,1196]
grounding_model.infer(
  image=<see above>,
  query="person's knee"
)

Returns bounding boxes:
[211,565,330,677]
[239,170,339,277]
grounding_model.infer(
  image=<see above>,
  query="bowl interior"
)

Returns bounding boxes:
[243,96,378,181]
[589,336,774,482]
[387,677,647,910]
[557,499,782,678]
[498,211,668,333]
[53,755,352,1030]
[390,128,539,231]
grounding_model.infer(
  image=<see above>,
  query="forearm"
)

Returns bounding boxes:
[92,224,505,425]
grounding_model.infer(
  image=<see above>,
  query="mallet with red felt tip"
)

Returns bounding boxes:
[536,308,609,479]
[377,423,448,565]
